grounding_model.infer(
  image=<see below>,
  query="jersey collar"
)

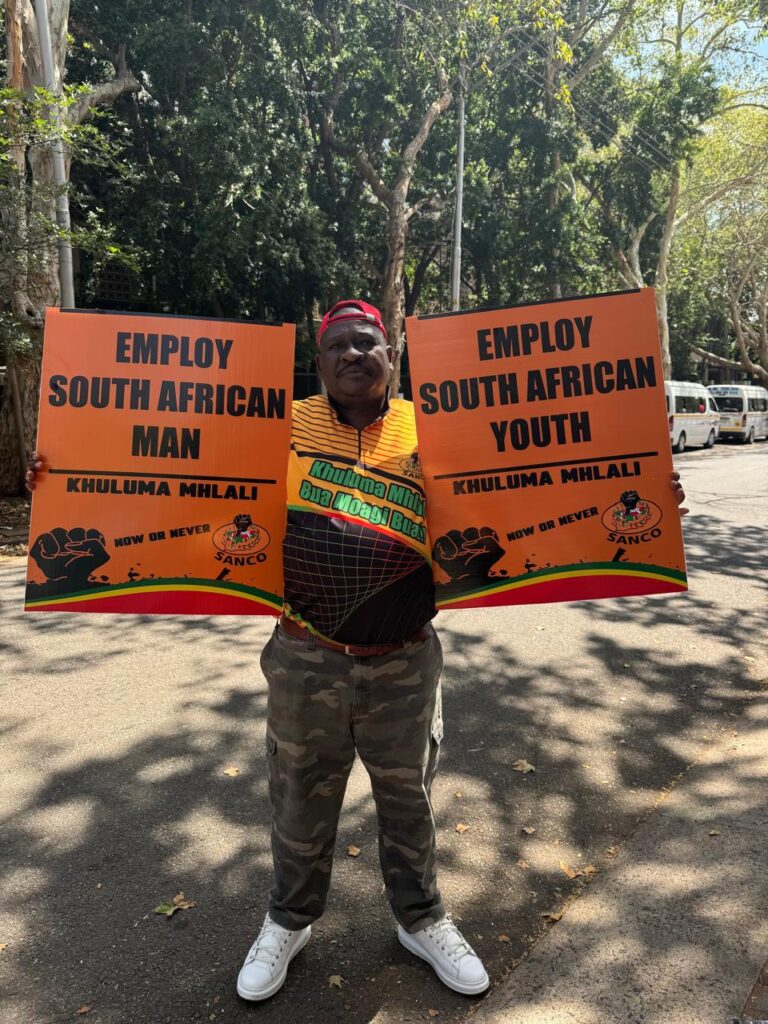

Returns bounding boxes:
[326,388,391,427]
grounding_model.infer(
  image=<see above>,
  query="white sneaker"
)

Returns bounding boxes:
[398,916,489,995]
[236,913,311,1001]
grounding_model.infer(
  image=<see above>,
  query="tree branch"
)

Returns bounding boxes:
[719,102,768,114]
[729,293,768,381]
[689,345,744,371]
[628,209,658,282]
[401,88,453,174]
[67,54,141,126]
[566,0,635,91]
[325,118,393,207]
[675,171,762,230]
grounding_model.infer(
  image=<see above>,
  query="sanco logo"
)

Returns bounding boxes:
[399,450,423,480]
[602,490,663,544]
[213,513,270,565]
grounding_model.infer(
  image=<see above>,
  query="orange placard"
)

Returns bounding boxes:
[25,309,294,614]
[405,289,687,608]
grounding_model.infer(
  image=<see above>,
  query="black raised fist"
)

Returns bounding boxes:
[30,527,110,587]
[432,527,505,583]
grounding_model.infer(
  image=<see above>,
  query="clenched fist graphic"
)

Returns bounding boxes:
[30,527,110,588]
[432,527,505,584]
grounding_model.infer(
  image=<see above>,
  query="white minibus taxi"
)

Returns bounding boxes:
[665,381,720,453]
[707,384,768,443]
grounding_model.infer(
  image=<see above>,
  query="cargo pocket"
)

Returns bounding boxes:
[266,733,280,793]
[426,685,443,794]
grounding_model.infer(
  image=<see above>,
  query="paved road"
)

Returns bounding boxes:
[1,444,766,1024]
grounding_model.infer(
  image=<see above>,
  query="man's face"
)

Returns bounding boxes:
[316,314,392,405]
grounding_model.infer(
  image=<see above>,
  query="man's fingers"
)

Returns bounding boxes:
[434,537,457,560]
[49,527,70,550]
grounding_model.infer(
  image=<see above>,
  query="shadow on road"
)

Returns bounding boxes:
[0,501,765,1024]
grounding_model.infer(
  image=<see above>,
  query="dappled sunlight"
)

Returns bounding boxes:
[2,441,767,1024]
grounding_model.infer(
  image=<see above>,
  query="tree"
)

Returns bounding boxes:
[0,0,139,494]
[295,0,557,384]
[675,109,768,382]
[574,0,765,377]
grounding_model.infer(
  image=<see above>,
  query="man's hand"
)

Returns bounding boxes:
[25,451,44,492]
[670,471,689,517]
[432,527,505,583]
[30,527,110,585]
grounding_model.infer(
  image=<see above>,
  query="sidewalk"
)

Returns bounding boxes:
[470,696,768,1024]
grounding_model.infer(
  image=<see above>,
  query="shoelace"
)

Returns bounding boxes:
[424,916,474,961]
[246,920,290,966]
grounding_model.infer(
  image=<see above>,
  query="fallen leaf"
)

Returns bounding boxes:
[540,909,563,922]
[328,974,344,990]
[154,891,197,918]
[455,823,470,833]
[708,829,721,837]
[497,933,510,943]
[513,759,536,774]
[223,766,240,777]
[521,825,536,835]
[428,1011,439,1019]
[516,858,530,870]
[535,625,545,630]
[582,865,597,877]
[0,943,7,952]
[346,844,361,858]
[454,790,463,798]
[559,860,580,879]
[75,1008,92,1016]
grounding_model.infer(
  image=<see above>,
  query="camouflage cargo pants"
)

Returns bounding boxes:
[261,623,446,934]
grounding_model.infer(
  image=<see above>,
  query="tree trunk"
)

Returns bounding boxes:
[0,344,41,494]
[543,42,562,299]
[0,3,65,494]
[655,164,681,380]
[381,199,408,394]
[1,0,137,494]
[404,245,438,316]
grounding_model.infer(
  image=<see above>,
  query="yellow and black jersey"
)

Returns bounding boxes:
[283,394,436,643]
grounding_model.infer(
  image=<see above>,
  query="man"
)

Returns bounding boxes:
[26,299,688,1003]
[236,300,490,1000]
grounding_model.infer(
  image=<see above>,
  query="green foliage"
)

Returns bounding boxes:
[19,0,757,365]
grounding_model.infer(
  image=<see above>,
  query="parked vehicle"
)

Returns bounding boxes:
[707,384,768,443]
[665,380,720,453]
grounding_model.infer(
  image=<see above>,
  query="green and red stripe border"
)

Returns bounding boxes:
[25,577,282,615]
[436,561,687,609]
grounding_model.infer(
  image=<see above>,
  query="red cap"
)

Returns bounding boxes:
[317,300,387,346]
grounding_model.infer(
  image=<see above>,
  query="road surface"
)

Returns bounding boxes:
[1,443,766,1024]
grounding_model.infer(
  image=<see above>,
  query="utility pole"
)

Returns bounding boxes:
[450,73,465,311]
[33,0,75,307]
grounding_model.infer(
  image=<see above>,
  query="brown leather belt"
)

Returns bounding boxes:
[278,615,431,657]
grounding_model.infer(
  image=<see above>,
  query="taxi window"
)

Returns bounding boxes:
[715,395,744,412]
